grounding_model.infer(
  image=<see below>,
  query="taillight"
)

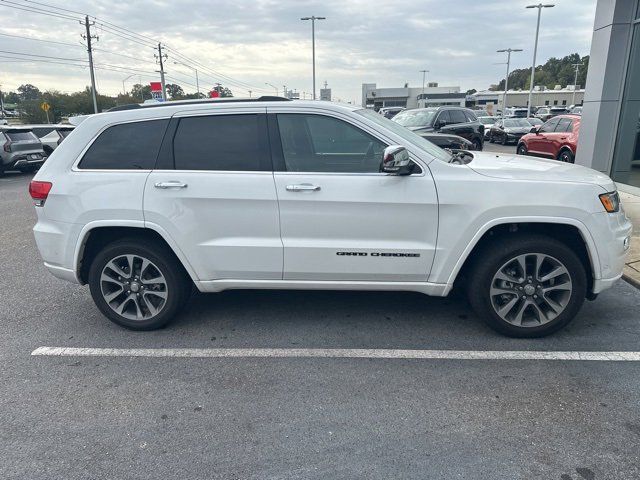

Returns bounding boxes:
[29,181,53,207]
[3,139,10,152]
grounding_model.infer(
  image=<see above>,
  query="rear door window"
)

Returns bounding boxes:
[78,119,168,169]
[555,118,573,132]
[449,110,467,124]
[436,110,452,126]
[173,114,269,171]
[539,118,560,133]
[464,110,478,122]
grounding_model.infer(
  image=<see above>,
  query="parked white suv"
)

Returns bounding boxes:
[30,98,632,337]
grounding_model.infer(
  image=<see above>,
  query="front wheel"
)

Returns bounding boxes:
[88,239,191,330]
[517,144,528,156]
[467,235,587,337]
[489,134,494,143]
[471,138,482,151]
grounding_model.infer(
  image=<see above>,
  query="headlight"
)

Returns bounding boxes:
[599,191,620,213]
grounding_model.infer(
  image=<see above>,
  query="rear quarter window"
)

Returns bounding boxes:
[78,119,168,170]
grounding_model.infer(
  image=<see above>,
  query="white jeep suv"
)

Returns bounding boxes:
[30,98,632,337]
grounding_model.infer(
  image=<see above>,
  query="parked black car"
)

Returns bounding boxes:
[393,106,484,150]
[489,118,533,145]
[419,132,476,150]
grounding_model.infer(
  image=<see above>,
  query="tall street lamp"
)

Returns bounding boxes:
[122,74,135,96]
[571,62,584,106]
[300,16,326,100]
[173,60,200,96]
[526,4,554,117]
[265,82,278,96]
[497,48,523,115]
[420,69,429,108]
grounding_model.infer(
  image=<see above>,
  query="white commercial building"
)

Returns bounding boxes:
[362,83,465,110]
[469,86,585,113]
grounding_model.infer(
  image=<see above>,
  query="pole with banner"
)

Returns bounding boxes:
[149,82,164,102]
[41,101,50,124]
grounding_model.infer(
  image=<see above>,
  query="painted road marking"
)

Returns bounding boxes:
[31,346,640,361]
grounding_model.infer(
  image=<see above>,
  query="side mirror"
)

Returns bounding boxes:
[381,145,413,175]
[433,121,443,130]
[530,126,539,134]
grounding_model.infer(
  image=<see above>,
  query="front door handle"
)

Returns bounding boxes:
[154,181,188,189]
[286,184,321,192]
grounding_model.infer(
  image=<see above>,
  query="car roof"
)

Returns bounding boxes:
[22,123,73,128]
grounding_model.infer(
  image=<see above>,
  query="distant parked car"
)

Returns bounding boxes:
[38,125,75,155]
[418,132,476,150]
[569,105,583,115]
[477,116,497,140]
[472,108,491,117]
[504,107,529,118]
[393,106,485,150]
[489,118,533,145]
[535,106,568,122]
[0,126,46,175]
[378,107,405,119]
[517,114,580,163]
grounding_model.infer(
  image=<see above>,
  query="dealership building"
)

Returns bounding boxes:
[361,83,466,110]
[577,0,640,193]
[469,86,585,113]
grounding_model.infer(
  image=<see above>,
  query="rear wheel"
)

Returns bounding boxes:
[517,143,528,156]
[88,239,191,330]
[467,235,587,337]
[558,149,574,163]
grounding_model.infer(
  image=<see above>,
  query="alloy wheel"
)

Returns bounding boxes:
[99,254,168,320]
[489,253,572,327]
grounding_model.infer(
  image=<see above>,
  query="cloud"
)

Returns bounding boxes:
[0,0,597,104]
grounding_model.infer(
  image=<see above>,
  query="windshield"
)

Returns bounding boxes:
[504,119,531,128]
[526,118,543,125]
[5,130,38,141]
[392,109,437,128]
[478,117,496,125]
[356,108,451,162]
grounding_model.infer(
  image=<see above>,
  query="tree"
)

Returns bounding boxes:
[493,53,590,91]
[165,83,184,99]
[17,84,41,101]
[466,89,477,95]
[131,83,151,101]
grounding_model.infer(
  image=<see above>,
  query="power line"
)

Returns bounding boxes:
[0,0,80,21]
[0,49,86,62]
[0,31,82,48]
[93,48,155,65]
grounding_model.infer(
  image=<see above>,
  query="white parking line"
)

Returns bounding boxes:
[31,346,640,361]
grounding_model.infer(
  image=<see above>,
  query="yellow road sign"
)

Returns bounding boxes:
[40,101,50,112]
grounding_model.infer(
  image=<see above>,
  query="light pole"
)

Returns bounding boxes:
[122,74,135,96]
[173,61,200,96]
[265,82,278,96]
[571,62,584,106]
[300,16,326,100]
[526,4,554,117]
[420,69,429,108]
[497,48,523,115]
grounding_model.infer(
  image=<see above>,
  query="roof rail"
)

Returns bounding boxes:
[108,96,291,112]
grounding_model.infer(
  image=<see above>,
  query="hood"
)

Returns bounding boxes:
[408,125,433,133]
[467,152,615,190]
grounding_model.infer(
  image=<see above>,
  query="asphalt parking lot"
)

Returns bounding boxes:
[2,171,640,480]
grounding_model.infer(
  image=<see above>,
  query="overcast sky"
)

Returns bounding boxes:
[0,0,597,103]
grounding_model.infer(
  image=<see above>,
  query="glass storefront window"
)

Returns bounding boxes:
[611,19,640,188]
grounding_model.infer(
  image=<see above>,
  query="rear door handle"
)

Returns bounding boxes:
[286,184,321,192]
[154,181,188,189]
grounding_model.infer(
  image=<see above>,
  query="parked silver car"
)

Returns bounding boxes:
[0,127,46,175]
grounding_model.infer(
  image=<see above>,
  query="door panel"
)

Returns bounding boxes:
[144,111,283,281]
[271,112,438,282]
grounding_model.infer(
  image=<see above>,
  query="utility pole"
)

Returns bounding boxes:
[283,85,287,98]
[420,69,429,108]
[155,43,167,101]
[81,15,99,113]
[248,90,252,98]
[301,16,326,100]
[0,84,5,119]
[571,62,584,106]
[497,48,523,115]
[526,4,554,117]
[265,82,278,96]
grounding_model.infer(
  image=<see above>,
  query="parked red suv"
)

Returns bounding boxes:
[516,114,580,163]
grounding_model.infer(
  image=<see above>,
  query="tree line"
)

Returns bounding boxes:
[492,53,589,91]
[1,83,233,123]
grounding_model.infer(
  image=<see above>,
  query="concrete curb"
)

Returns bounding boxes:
[623,274,640,290]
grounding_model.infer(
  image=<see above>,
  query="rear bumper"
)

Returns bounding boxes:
[33,215,82,284]
[2,153,46,170]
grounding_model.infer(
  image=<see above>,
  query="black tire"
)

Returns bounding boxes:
[517,143,528,155]
[501,134,508,145]
[471,138,482,151]
[88,238,192,330]
[467,234,587,338]
[489,133,494,143]
[558,149,574,163]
